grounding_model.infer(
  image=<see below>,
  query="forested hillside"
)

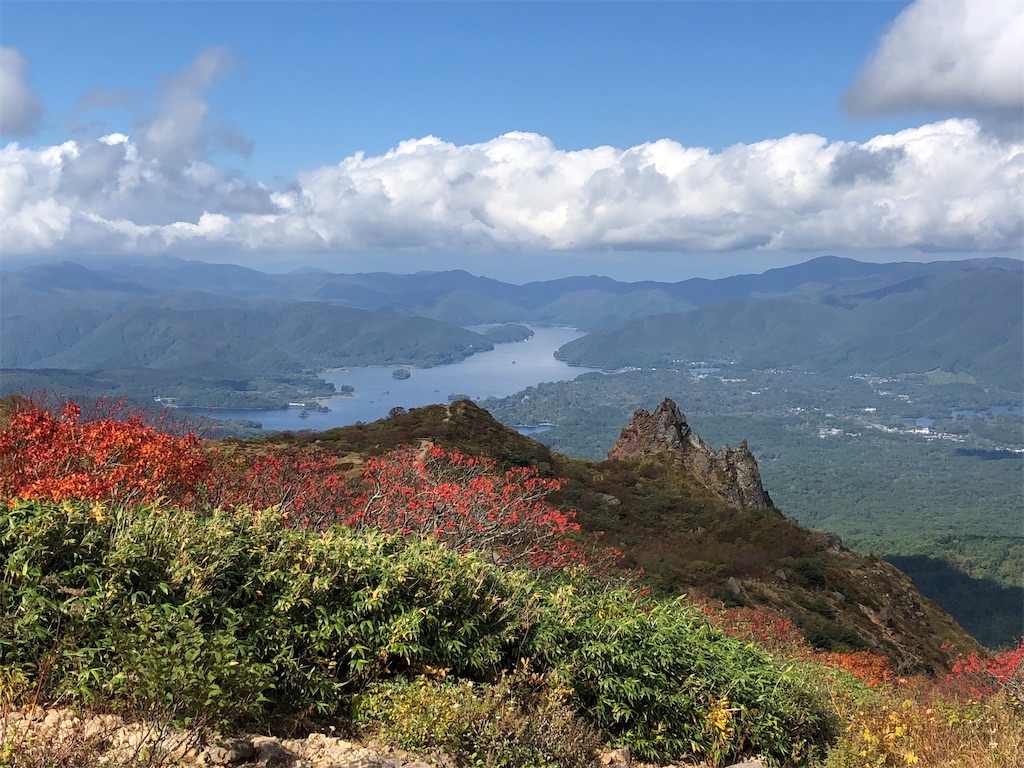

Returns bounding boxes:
[2,394,1021,768]
[0,300,496,408]
[554,267,1023,390]
[484,367,1024,649]
[1,301,492,371]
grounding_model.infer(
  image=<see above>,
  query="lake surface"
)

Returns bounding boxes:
[192,326,602,432]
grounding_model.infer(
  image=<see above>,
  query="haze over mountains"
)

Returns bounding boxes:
[4,253,1018,328]
[3,255,1021,378]
[557,266,1023,390]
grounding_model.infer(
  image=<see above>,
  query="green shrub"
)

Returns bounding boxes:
[801,619,868,652]
[354,673,601,768]
[795,559,828,588]
[1,499,838,764]
[526,582,838,765]
[0,499,533,729]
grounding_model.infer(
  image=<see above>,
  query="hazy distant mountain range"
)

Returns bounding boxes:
[1,255,1021,405]
[556,266,1023,390]
[4,253,1019,330]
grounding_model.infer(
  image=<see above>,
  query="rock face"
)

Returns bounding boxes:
[608,398,773,510]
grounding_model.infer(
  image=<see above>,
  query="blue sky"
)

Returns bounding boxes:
[4,2,917,177]
[1,1,1022,281]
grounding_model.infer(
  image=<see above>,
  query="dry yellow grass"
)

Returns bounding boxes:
[823,681,1023,768]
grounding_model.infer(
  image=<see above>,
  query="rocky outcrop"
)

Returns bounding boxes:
[608,398,773,510]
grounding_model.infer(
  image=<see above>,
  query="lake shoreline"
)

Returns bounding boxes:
[199,326,601,433]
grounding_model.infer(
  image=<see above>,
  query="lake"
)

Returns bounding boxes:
[191,326,602,432]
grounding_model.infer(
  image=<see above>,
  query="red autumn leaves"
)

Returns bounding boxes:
[0,400,209,507]
[347,445,621,571]
[0,397,616,572]
[947,639,1024,702]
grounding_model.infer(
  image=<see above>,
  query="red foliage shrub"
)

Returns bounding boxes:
[693,599,811,658]
[0,398,209,507]
[208,446,353,529]
[815,650,895,686]
[694,600,895,685]
[1,396,620,575]
[347,444,621,571]
[946,638,1024,702]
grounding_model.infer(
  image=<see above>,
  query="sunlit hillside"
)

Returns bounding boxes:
[2,396,1021,767]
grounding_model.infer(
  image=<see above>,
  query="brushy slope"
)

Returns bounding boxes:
[2,498,835,765]
[272,400,981,673]
[2,395,1021,768]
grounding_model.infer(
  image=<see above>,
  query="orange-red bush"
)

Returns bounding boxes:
[946,638,1024,702]
[694,599,811,657]
[0,398,209,507]
[1,398,619,574]
[815,650,894,687]
[208,446,353,529]
[347,444,621,571]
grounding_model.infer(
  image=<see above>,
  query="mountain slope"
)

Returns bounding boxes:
[266,398,980,672]
[1,302,493,373]
[556,267,1024,389]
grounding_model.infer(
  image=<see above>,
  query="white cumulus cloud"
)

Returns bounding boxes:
[1,120,1021,258]
[844,0,1024,120]
[1,42,1021,261]
[0,47,44,136]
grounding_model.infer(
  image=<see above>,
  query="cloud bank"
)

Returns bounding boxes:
[2,0,1022,263]
[3,121,1021,257]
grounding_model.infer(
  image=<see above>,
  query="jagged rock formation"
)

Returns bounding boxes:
[608,398,773,510]
[273,400,981,672]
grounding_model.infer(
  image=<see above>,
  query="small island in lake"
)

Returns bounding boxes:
[392,368,411,380]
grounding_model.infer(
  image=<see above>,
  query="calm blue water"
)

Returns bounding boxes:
[188,326,601,432]
[513,425,554,436]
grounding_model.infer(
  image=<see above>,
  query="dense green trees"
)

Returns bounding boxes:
[484,367,1023,648]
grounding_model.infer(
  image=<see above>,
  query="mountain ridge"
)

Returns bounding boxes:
[6,254,1020,331]
[269,398,980,672]
[554,266,1023,390]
